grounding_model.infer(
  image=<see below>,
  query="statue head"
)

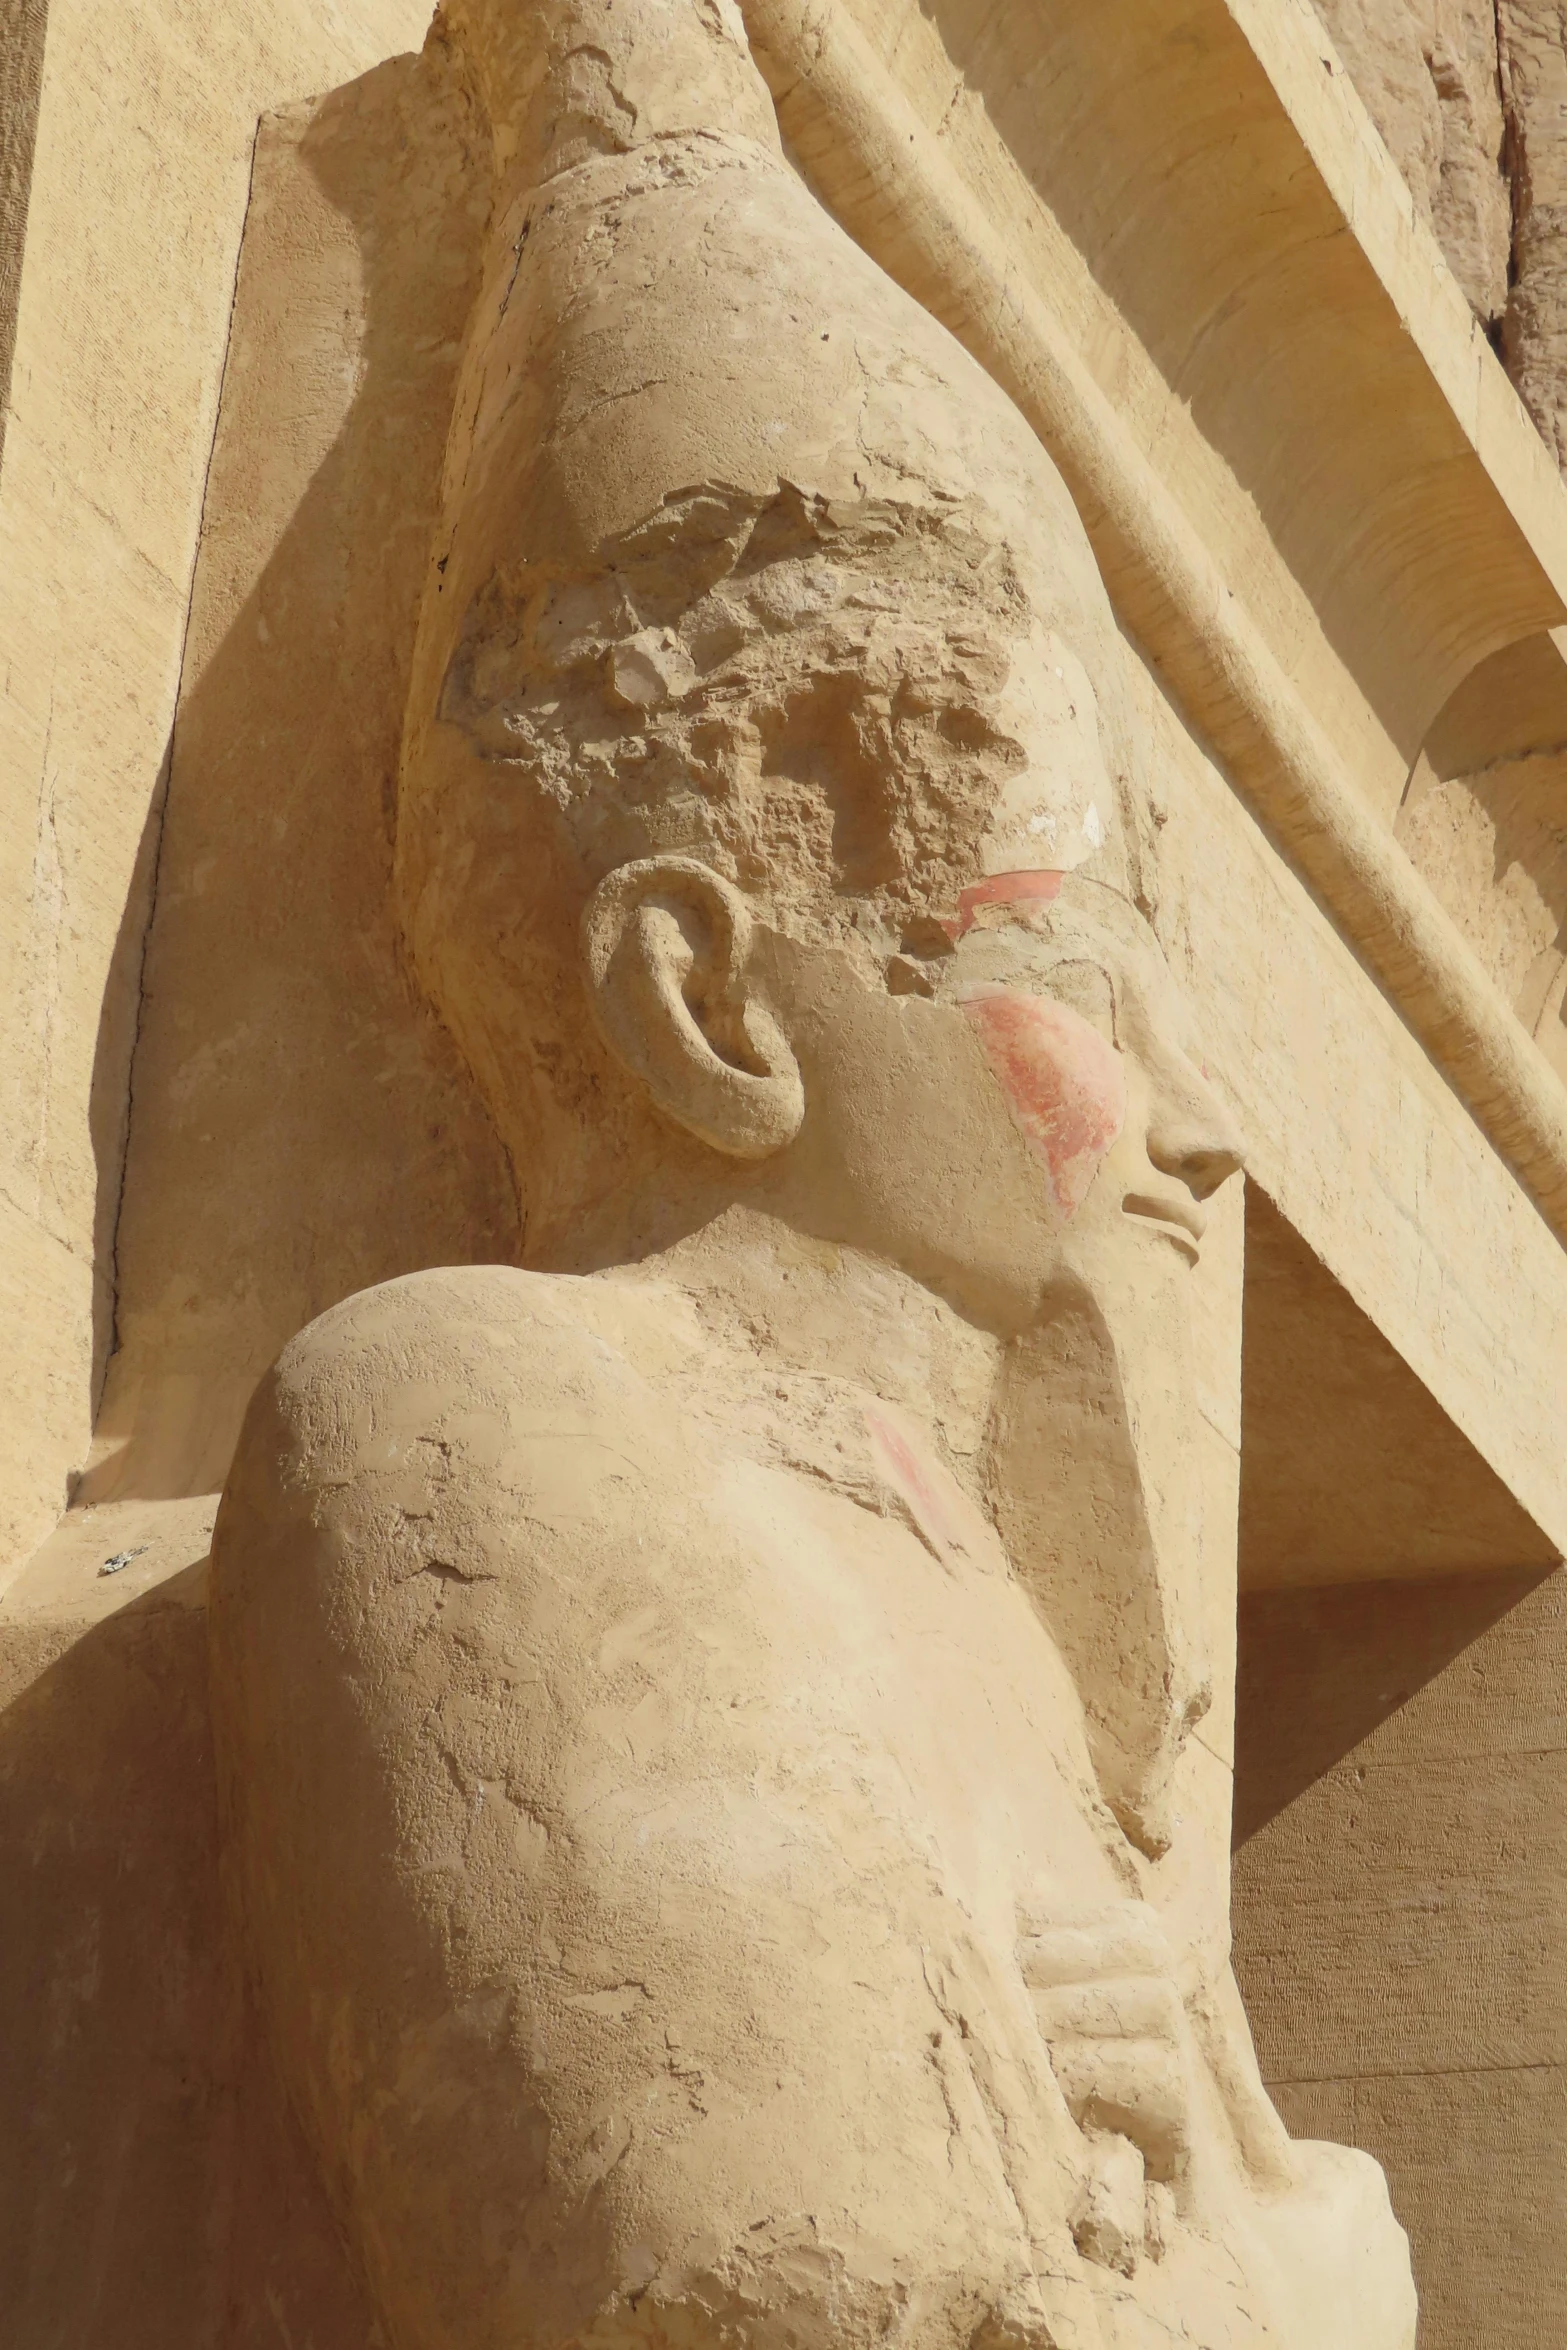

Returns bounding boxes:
[396,0,1244,1845]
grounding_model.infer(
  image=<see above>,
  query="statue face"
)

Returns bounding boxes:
[577,843,1244,1342]
[403,470,1239,1330]
[746,869,1242,1334]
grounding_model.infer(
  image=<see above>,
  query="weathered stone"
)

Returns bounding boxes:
[6,0,1567,2343]
[1500,4,1567,462]
[1314,0,1510,328]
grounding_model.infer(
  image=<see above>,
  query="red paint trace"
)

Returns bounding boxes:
[941,868,1064,942]
[961,990,1125,1217]
[863,1403,975,1568]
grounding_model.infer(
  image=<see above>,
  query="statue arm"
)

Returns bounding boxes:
[212,1268,1108,2350]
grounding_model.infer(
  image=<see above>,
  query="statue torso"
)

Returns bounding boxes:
[210,1263,1411,2350]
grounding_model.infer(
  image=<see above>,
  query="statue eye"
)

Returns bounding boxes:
[1044,958,1117,1041]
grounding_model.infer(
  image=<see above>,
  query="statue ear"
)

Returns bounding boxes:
[582,857,805,1158]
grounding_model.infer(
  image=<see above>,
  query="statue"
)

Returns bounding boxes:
[209,3,1417,2343]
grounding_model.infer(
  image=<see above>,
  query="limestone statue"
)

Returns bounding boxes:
[208,2,1417,2343]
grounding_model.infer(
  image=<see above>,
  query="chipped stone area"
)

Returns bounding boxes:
[443,476,1117,935]
[1311,0,1567,474]
[1312,0,1510,329]
[1498,2,1567,464]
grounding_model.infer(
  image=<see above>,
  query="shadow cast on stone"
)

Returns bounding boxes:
[96,43,518,1500]
[1232,1566,1556,1847]
[84,735,170,1435]
[0,1572,376,2345]
[8,49,520,2335]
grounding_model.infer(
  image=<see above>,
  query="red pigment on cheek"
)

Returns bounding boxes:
[941,868,1064,941]
[961,991,1127,1216]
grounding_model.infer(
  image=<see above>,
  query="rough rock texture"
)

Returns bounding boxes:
[1315,0,1567,470]
[1499,3,1567,462]
[0,0,48,473]
[1311,0,1510,327]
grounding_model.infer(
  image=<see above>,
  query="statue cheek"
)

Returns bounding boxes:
[960,993,1128,1218]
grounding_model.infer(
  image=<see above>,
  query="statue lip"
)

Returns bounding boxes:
[1121,1187,1204,1262]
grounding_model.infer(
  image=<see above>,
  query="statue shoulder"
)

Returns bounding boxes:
[273,1260,635,1382]
[221,1263,704,1537]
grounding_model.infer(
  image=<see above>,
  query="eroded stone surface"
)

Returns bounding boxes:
[1313,0,1510,329]
[1500,3,1567,464]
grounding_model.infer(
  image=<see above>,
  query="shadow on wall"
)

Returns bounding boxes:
[0,1572,377,2343]
[1232,1566,1553,1845]
[84,740,170,1430]
[1232,1565,1567,2350]
[86,41,519,1505]
[1237,1185,1559,1595]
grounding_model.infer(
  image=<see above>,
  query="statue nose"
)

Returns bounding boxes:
[1146,1063,1247,1201]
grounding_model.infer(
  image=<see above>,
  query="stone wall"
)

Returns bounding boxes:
[0,1555,381,2346]
[1311,0,1510,329]
[1315,0,1567,467]
[85,49,519,1509]
[1233,1569,1567,2349]
[0,0,433,1586]
[1501,5,1567,464]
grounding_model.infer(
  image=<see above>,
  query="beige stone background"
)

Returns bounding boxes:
[1233,1570,1567,2348]
[0,0,457,1568]
[2,0,1567,2343]
[1315,0,1567,1098]
[85,40,518,1509]
[1223,16,1567,2345]
[0,5,451,2338]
